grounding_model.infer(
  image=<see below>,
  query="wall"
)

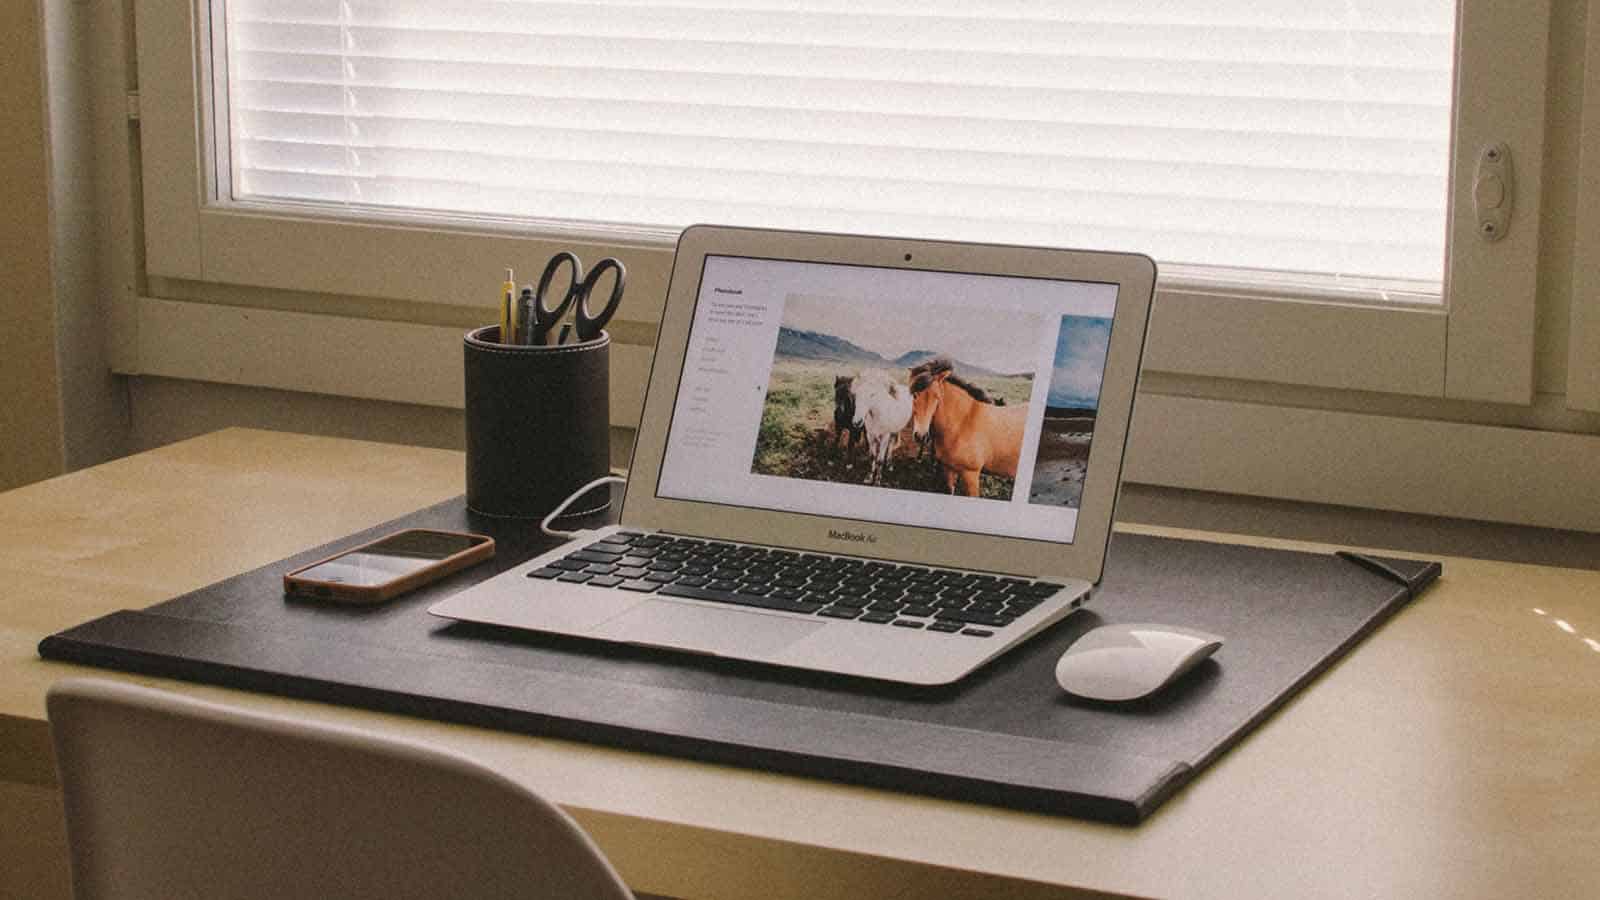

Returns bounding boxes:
[1,0,129,492]
[1534,0,1587,395]
[44,0,128,471]
[0,0,66,491]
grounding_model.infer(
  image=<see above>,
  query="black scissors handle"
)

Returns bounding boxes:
[531,251,582,344]
[573,257,626,342]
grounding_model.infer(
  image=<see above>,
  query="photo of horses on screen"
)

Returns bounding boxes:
[751,294,1040,499]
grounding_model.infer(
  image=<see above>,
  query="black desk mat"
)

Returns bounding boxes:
[39,497,1439,824]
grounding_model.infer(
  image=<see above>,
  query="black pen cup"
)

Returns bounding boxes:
[463,325,611,519]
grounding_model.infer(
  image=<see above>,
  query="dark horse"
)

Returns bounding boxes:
[833,375,866,454]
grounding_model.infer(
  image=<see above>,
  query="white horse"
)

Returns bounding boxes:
[850,372,913,485]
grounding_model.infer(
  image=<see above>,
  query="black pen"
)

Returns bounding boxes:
[515,287,535,344]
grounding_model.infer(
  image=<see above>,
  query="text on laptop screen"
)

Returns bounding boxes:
[656,255,1119,545]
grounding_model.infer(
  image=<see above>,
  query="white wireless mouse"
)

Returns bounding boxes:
[1055,623,1224,702]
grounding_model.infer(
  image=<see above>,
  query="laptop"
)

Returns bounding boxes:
[431,225,1156,685]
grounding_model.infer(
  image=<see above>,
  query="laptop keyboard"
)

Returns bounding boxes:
[527,531,1069,638]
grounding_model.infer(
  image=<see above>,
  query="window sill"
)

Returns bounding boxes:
[121,297,1600,533]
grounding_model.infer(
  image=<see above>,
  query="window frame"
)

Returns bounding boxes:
[135,0,1548,405]
[116,0,1600,535]
[1569,0,1600,414]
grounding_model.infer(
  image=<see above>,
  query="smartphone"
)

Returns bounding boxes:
[283,529,495,604]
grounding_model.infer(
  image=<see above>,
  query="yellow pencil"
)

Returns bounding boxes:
[499,267,516,343]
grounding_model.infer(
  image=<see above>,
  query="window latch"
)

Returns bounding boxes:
[1474,143,1512,242]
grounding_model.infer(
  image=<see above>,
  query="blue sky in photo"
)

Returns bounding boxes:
[1048,316,1112,408]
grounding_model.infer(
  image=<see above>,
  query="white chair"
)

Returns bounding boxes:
[47,678,634,900]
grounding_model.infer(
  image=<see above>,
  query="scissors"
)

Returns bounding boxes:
[525,252,627,345]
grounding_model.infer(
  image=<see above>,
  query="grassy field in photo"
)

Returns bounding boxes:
[750,358,1031,500]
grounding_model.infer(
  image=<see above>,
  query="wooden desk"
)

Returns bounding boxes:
[3,429,1597,899]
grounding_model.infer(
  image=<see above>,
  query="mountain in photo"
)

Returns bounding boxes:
[892,349,941,369]
[1044,403,1098,418]
[774,328,887,365]
[777,328,1028,382]
[893,348,1021,380]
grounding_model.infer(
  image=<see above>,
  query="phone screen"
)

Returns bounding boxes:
[292,531,488,587]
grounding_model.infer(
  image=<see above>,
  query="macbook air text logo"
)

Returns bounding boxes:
[828,529,876,544]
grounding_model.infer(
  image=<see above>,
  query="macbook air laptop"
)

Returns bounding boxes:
[431,225,1155,685]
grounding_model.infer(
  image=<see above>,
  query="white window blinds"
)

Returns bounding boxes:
[220,0,1454,290]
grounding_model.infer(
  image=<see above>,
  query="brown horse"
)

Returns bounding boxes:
[909,358,1026,496]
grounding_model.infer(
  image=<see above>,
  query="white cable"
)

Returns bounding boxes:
[540,475,627,539]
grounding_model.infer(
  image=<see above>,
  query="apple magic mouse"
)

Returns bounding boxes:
[1055,623,1224,702]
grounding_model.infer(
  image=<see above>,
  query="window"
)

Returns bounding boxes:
[134,0,1548,410]
[117,0,1600,531]
[216,0,1453,298]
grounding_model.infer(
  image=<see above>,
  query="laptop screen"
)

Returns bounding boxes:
[656,254,1120,545]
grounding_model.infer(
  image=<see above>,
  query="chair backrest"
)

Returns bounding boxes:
[47,678,633,900]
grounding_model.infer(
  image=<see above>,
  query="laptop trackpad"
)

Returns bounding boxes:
[594,600,825,658]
